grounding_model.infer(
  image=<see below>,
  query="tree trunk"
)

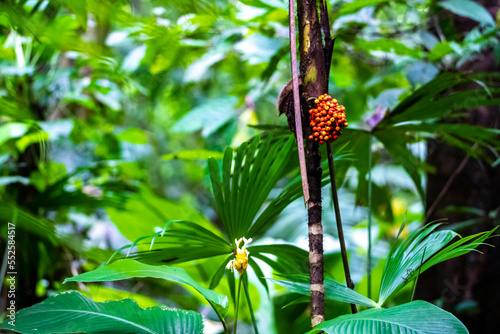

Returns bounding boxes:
[297,0,329,327]
[416,1,500,333]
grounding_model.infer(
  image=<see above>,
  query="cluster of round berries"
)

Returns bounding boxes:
[308,94,348,144]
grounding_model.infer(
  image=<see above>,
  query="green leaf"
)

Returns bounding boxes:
[339,0,391,16]
[163,149,224,160]
[376,73,500,128]
[378,224,496,305]
[356,39,422,58]
[249,244,309,275]
[0,291,203,334]
[428,42,454,61]
[0,122,30,146]
[65,258,229,318]
[270,274,379,308]
[439,0,495,27]
[375,130,425,202]
[172,96,238,137]
[119,220,232,265]
[209,135,294,241]
[117,128,147,144]
[309,300,468,334]
[107,185,218,242]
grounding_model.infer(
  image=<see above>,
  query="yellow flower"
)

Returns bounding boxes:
[226,237,252,275]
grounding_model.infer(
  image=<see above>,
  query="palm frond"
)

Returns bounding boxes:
[378,223,496,305]
[209,134,294,242]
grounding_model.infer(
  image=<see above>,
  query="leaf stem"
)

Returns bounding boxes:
[367,133,373,299]
[326,142,357,314]
[243,274,259,334]
[234,275,243,334]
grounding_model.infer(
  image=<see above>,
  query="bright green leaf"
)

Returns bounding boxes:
[65,258,229,318]
[0,291,204,334]
[309,300,468,334]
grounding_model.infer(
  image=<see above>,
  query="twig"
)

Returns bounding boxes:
[425,144,477,221]
[326,143,357,314]
[289,0,310,205]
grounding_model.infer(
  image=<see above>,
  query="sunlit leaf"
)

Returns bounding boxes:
[270,274,379,308]
[439,0,495,27]
[0,291,204,334]
[65,258,229,318]
[309,300,468,334]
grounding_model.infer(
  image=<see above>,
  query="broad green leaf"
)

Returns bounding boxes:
[356,39,422,58]
[0,122,30,146]
[117,128,147,144]
[84,285,158,308]
[65,258,229,318]
[309,300,468,334]
[428,42,454,61]
[0,291,203,334]
[107,186,218,242]
[15,130,49,152]
[270,274,379,308]
[172,96,238,137]
[439,0,495,27]
[163,149,224,160]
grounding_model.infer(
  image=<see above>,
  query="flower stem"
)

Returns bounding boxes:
[367,134,373,299]
[234,275,243,334]
[243,274,259,334]
[326,142,357,314]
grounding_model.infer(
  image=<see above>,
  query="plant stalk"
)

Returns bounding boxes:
[367,133,373,299]
[243,274,259,334]
[234,276,243,334]
[326,143,357,314]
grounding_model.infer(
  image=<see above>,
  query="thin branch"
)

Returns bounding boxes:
[326,143,357,314]
[289,0,310,205]
[425,144,477,221]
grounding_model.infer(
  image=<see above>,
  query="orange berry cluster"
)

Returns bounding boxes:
[308,94,348,144]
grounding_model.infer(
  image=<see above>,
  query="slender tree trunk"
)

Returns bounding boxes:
[297,0,329,326]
